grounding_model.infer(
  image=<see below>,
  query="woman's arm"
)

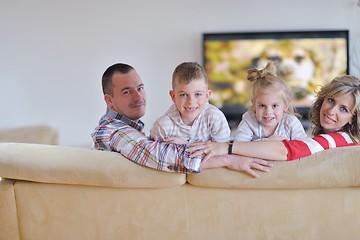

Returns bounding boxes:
[188,132,356,162]
[188,140,288,162]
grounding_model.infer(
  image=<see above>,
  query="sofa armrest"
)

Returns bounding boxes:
[0,143,186,188]
[0,125,58,145]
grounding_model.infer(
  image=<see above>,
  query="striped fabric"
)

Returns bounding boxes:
[91,108,201,173]
[282,132,357,160]
[150,103,230,143]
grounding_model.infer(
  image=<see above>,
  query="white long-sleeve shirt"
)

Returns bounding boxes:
[234,110,307,141]
[150,103,230,143]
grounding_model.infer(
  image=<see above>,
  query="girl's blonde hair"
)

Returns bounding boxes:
[309,75,360,142]
[247,62,295,115]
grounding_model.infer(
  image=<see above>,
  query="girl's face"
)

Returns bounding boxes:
[253,91,288,130]
[320,93,355,133]
[170,78,210,126]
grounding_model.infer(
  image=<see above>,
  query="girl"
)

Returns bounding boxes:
[188,75,360,161]
[234,62,307,141]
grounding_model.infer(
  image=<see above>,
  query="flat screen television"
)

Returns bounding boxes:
[203,30,349,129]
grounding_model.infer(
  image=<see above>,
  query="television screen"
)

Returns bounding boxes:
[203,30,349,128]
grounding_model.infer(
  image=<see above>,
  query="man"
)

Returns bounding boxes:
[92,63,272,177]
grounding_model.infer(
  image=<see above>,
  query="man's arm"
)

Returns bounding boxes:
[95,123,200,173]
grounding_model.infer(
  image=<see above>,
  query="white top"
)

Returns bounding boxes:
[233,110,308,141]
[150,103,230,143]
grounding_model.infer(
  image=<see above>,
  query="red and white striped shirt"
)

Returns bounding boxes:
[282,132,358,160]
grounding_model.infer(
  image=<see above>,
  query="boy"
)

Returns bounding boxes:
[150,62,230,144]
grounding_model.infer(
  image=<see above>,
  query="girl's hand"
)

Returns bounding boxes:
[187,141,228,163]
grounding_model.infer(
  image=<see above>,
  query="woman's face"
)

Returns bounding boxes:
[320,93,355,133]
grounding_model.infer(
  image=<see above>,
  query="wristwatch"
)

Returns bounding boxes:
[228,140,234,154]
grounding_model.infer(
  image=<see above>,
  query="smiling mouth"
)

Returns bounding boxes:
[132,103,145,108]
[185,107,198,112]
[324,114,336,123]
[262,117,275,121]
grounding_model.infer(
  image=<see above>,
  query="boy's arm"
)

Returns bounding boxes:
[207,107,231,142]
[150,115,189,144]
[149,119,167,141]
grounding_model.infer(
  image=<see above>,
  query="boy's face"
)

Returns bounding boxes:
[170,78,211,126]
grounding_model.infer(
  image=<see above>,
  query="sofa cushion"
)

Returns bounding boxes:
[0,143,186,188]
[187,146,360,189]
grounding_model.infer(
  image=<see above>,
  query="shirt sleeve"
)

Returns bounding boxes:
[233,112,254,142]
[283,132,356,160]
[287,115,308,140]
[110,124,200,173]
[149,118,167,141]
[206,106,231,142]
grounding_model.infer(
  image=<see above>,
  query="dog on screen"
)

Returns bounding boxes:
[252,41,320,106]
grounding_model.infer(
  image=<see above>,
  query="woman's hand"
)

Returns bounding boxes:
[187,141,228,163]
[200,154,273,178]
[226,155,273,178]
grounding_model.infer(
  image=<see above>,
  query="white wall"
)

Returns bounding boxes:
[1,0,359,146]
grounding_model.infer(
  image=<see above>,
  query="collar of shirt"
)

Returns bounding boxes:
[106,108,145,131]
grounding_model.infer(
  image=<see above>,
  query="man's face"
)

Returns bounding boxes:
[104,70,146,121]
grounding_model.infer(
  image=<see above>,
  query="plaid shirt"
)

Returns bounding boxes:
[91,108,200,173]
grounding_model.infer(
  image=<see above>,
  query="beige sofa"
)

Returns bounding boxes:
[1,141,360,240]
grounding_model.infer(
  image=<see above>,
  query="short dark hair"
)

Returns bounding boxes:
[102,63,135,95]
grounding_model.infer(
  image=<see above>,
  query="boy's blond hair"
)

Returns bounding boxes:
[172,62,208,89]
